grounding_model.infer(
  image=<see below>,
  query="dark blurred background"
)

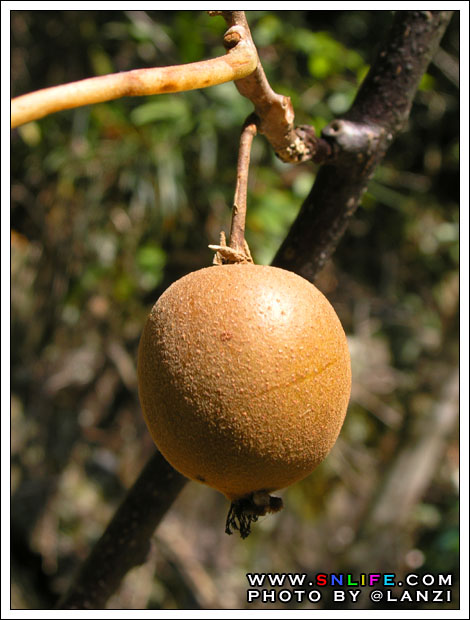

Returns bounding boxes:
[10,10,459,610]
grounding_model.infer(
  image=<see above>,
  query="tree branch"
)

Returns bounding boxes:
[209,11,331,164]
[272,10,453,280]
[11,23,257,129]
[57,450,187,609]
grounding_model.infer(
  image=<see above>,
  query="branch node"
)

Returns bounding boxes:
[321,119,385,163]
[224,27,243,50]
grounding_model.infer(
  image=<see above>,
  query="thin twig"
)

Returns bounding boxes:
[229,116,258,253]
[11,23,257,129]
[210,11,331,164]
[209,115,257,265]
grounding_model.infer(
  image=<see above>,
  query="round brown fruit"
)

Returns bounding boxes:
[137,263,351,503]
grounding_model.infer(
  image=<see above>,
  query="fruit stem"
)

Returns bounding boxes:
[229,114,258,254]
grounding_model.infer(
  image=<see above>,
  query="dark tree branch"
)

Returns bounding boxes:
[346,11,453,130]
[58,450,187,609]
[57,11,453,609]
[272,10,453,280]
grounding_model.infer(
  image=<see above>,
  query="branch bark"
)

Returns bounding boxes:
[210,11,331,164]
[58,450,187,609]
[272,10,453,281]
[11,23,257,129]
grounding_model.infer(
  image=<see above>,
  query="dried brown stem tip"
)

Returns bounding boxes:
[209,231,253,265]
[225,491,284,539]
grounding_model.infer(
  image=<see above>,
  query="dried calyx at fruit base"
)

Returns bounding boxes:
[225,491,284,539]
[137,119,351,539]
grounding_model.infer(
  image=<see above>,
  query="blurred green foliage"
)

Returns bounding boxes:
[11,10,459,610]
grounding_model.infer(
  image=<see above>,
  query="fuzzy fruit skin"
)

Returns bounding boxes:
[138,264,351,501]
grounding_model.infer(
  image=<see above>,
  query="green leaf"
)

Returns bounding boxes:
[136,245,166,290]
[137,245,166,272]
